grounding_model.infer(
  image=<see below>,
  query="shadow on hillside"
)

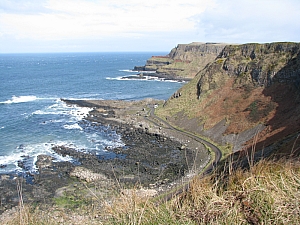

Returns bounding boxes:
[255,51,300,157]
[219,52,300,173]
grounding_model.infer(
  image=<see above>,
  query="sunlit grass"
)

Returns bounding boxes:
[2,156,299,225]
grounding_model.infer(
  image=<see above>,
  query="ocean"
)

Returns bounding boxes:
[0,52,184,175]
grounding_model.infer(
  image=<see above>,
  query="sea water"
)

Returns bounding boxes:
[0,52,184,175]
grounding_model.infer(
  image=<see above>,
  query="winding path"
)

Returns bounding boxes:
[145,105,222,201]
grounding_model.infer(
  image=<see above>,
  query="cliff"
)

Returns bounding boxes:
[156,42,300,156]
[134,42,227,79]
[199,42,300,95]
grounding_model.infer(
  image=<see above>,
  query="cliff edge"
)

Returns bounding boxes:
[134,42,227,79]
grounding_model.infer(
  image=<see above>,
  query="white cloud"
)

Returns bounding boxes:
[0,0,49,14]
[0,0,210,41]
[1,0,299,52]
[195,0,300,43]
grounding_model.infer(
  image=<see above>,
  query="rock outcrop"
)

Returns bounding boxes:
[134,42,227,79]
[157,42,300,155]
[198,42,300,96]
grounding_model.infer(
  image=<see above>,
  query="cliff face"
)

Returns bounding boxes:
[157,42,300,155]
[168,42,226,60]
[134,42,227,79]
[198,42,300,96]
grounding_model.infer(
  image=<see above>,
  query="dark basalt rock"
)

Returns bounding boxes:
[0,108,199,214]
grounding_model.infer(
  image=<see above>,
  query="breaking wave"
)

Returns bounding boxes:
[0,95,38,104]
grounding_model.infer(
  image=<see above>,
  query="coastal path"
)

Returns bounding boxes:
[145,105,222,201]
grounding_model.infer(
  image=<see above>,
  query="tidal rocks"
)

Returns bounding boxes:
[0,98,209,214]
[36,155,54,169]
[70,167,107,183]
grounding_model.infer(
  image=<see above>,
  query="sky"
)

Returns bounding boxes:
[0,0,299,53]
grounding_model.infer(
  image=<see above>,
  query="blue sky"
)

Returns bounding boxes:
[0,0,299,53]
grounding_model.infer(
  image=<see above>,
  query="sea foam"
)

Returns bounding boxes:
[63,124,83,130]
[106,75,185,83]
[33,99,92,121]
[1,95,38,104]
[0,141,84,173]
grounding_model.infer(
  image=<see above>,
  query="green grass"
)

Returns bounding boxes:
[54,195,88,210]
[147,57,173,63]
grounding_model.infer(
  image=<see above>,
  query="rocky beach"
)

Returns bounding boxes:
[0,98,210,215]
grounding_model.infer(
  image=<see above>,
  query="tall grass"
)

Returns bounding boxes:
[172,157,300,224]
[1,179,53,225]
[101,156,300,224]
[2,157,299,224]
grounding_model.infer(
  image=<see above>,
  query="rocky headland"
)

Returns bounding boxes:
[133,42,228,81]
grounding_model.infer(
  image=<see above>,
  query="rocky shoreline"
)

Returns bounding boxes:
[0,98,210,215]
[121,71,191,82]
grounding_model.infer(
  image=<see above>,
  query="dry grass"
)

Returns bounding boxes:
[2,157,299,224]
[98,156,300,224]
[173,157,300,224]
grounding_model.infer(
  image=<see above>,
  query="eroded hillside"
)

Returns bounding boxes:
[157,42,300,155]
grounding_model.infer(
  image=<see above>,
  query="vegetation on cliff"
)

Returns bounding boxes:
[157,42,300,155]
